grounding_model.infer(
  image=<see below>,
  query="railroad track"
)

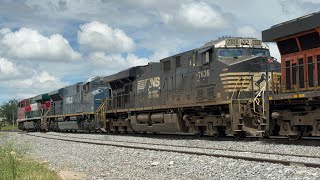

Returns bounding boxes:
[20,130,320,144]
[26,132,320,168]
[32,132,320,159]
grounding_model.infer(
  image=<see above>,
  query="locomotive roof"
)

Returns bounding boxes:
[200,37,268,49]
[103,66,138,83]
[262,11,320,42]
[102,37,269,83]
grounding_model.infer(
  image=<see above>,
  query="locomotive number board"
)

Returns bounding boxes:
[225,38,262,46]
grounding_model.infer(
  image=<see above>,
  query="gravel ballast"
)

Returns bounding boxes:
[45,132,320,158]
[2,132,320,180]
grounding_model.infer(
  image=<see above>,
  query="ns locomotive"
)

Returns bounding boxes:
[17,37,280,138]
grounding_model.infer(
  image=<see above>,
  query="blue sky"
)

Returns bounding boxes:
[0,0,320,103]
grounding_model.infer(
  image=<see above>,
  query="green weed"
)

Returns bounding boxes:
[0,137,60,180]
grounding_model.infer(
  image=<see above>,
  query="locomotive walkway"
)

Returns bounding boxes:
[26,132,320,168]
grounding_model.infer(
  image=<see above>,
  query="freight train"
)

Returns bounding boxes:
[17,37,278,138]
[17,11,320,140]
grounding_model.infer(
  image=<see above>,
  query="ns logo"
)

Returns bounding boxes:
[149,77,160,88]
[137,76,161,91]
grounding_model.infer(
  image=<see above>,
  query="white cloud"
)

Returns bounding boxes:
[37,71,56,83]
[178,1,228,29]
[0,28,81,61]
[237,25,260,38]
[267,43,281,61]
[0,57,32,81]
[31,71,67,90]
[160,12,173,24]
[0,28,10,35]
[0,58,15,74]
[89,52,149,70]
[3,69,67,99]
[78,21,135,53]
[0,57,67,100]
[149,50,171,62]
[300,0,320,3]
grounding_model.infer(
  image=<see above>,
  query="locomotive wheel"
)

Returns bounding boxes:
[234,131,246,139]
[287,127,305,140]
[212,132,221,138]
[262,130,271,139]
[196,132,203,138]
[288,133,303,140]
[212,127,225,138]
[196,127,205,137]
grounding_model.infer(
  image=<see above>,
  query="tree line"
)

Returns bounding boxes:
[0,99,18,124]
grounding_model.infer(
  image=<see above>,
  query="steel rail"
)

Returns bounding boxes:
[40,133,320,159]
[26,133,320,168]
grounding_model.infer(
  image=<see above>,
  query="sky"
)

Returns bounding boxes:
[0,0,320,103]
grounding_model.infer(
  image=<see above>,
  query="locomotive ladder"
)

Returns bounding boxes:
[230,77,242,113]
[237,76,248,112]
[252,73,272,118]
[41,107,51,131]
[230,76,251,133]
[94,98,108,132]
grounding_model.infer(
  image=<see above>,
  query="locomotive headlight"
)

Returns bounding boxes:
[271,112,280,120]
[222,114,230,120]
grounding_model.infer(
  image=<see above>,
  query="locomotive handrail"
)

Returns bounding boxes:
[231,77,242,101]
[237,76,248,112]
[41,107,51,130]
[95,98,108,115]
[230,77,242,113]
[253,74,272,115]
[42,108,51,118]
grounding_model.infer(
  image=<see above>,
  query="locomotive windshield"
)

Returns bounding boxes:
[250,49,269,57]
[217,48,269,58]
[217,48,246,58]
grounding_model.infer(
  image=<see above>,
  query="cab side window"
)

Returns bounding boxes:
[196,50,211,66]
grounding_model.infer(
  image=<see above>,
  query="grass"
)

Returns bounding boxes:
[0,124,19,131]
[0,136,61,180]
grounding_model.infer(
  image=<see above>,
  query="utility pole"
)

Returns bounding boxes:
[12,109,15,126]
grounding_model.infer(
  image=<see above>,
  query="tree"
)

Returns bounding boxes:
[0,99,18,124]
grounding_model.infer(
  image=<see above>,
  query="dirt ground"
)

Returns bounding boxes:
[58,171,87,180]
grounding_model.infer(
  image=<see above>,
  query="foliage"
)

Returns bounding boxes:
[1,124,18,131]
[0,99,18,124]
[0,136,61,180]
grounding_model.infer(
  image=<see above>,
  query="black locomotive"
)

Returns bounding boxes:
[18,37,280,138]
[101,37,279,137]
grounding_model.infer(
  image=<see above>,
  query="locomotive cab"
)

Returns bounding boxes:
[196,37,280,137]
[212,38,279,72]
